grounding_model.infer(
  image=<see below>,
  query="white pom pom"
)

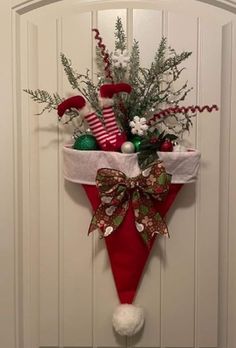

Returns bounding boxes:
[112,304,144,336]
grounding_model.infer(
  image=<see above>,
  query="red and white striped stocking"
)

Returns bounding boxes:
[83,111,112,148]
[102,106,121,136]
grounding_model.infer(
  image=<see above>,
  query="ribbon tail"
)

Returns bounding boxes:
[132,190,169,245]
[88,212,101,235]
[88,201,129,237]
[135,209,169,245]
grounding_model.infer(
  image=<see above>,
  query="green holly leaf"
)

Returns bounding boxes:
[163,133,178,141]
[137,150,159,170]
[158,131,165,140]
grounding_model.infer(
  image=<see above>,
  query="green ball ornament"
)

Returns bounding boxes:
[73,134,98,151]
[131,136,142,152]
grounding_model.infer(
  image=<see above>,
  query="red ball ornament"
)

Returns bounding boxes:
[160,139,173,152]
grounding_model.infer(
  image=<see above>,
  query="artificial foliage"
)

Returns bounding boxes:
[24,17,217,168]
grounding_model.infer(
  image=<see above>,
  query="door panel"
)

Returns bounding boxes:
[5,1,236,347]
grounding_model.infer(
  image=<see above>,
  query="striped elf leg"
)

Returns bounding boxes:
[100,83,132,138]
[85,110,121,150]
[57,95,110,149]
[102,105,121,137]
[83,110,109,148]
[83,108,121,150]
[101,106,127,150]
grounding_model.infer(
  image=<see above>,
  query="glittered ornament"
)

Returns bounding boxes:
[121,141,135,154]
[73,134,98,151]
[131,136,142,152]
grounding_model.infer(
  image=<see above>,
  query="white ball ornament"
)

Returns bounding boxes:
[112,304,145,336]
[121,141,135,153]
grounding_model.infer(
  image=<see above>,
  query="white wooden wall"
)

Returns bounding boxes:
[1,0,236,347]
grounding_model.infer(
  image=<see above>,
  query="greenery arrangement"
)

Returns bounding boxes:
[24,17,217,169]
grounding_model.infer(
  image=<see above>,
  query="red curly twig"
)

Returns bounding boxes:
[92,28,113,81]
[148,104,219,125]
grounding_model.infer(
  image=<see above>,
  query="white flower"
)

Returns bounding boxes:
[129,116,148,136]
[113,49,130,68]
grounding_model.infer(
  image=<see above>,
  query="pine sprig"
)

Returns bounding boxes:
[154,37,167,68]
[61,53,101,112]
[23,89,63,115]
[60,53,80,90]
[95,47,106,81]
[114,17,126,51]
[123,37,192,125]
[129,40,140,86]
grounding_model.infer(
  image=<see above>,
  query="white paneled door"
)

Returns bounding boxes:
[1,0,236,347]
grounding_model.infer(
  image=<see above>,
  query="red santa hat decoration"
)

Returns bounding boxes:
[60,82,204,335]
[25,18,218,337]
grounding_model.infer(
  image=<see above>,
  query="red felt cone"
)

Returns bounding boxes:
[83,183,183,304]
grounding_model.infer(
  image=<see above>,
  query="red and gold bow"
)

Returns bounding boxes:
[88,162,171,244]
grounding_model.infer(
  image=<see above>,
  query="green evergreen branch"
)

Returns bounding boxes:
[60,53,80,90]
[23,89,63,115]
[114,17,126,51]
[128,40,140,87]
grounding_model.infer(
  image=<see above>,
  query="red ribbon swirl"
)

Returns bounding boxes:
[148,104,218,125]
[92,28,113,81]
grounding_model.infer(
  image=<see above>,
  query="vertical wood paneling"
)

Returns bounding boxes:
[196,19,221,348]
[227,20,236,348]
[13,12,22,348]
[0,6,17,348]
[131,9,163,348]
[16,3,236,348]
[20,19,41,348]
[37,19,59,347]
[219,21,232,348]
[19,18,32,348]
[27,22,41,348]
[97,9,127,52]
[163,12,198,348]
[61,12,94,347]
[133,9,163,67]
[0,3,15,347]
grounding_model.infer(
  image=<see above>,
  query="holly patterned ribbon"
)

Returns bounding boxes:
[88,162,171,244]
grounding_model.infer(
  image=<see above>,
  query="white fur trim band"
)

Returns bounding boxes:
[63,145,200,185]
[99,96,114,108]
